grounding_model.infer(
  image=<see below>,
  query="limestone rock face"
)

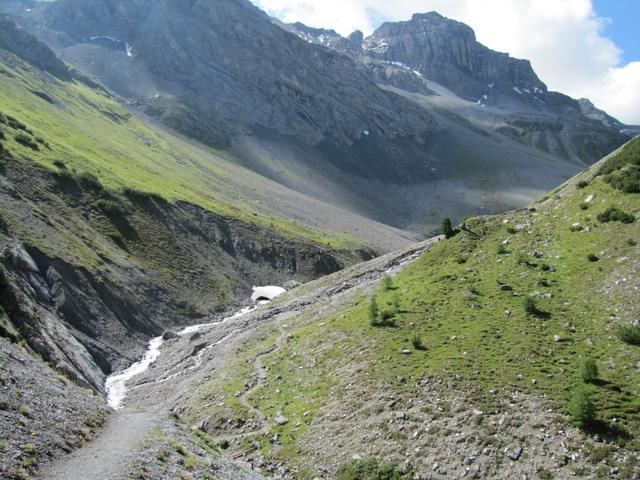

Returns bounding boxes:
[364,12,545,101]
[578,98,626,130]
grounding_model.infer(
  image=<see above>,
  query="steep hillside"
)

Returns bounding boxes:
[174,137,640,479]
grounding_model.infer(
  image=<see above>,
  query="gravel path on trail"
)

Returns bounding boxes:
[38,410,159,480]
[211,322,290,446]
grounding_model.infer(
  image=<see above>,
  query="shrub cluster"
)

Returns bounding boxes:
[441,217,458,238]
[76,172,103,192]
[5,115,33,134]
[368,293,398,327]
[523,297,539,315]
[597,137,640,192]
[568,358,600,429]
[581,359,599,383]
[14,132,39,150]
[598,137,640,176]
[337,458,414,480]
[123,187,166,204]
[605,166,640,193]
[597,207,635,224]
[496,244,508,255]
[381,275,394,291]
[94,199,126,218]
[568,388,596,428]
[618,324,640,346]
[368,297,379,326]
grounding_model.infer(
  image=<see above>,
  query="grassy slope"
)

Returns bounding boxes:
[195,138,640,477]
[0,54,359,256]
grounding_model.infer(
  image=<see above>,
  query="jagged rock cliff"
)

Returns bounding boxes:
[286,11,630,166]
[364,12,545,101]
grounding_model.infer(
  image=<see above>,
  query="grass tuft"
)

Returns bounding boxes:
[618,325,640,346]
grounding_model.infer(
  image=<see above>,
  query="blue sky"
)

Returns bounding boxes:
[593,0,640,63]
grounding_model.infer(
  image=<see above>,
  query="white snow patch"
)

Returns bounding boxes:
[366,40,389,53]
[523,88,531,94]
[513,87,523,95]
[251,286,287,302]
[488,83,495,89]
[105,336,164,409]
[90,35,117,42]
[125,43,133,57]
[363,130,370,136]
[482,94,488,100]
[179,305,256,336]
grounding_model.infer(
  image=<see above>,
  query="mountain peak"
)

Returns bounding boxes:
[365,11,545,101]
[412,11,443,19]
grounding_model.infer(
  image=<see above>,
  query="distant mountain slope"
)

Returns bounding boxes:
[288,11,630,166]
[0,12,69,77]
[3,0,629,233]
[21,0,439,183]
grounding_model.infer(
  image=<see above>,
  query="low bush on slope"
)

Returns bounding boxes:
[600,138,640,193]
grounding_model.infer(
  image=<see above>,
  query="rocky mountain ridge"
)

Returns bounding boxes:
[2,0,630,233]
[21,0,440,182]
[286,11,632,165]
[364,12,546,101]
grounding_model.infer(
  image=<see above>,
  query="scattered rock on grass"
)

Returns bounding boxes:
[507,446,523,461]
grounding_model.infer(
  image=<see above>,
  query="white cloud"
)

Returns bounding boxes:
[252,0,640,124]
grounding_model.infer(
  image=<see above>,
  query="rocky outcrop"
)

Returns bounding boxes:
[0,336,108,480]
[578,98,626,130]
[286,22,363,57]
[0,13,70,78]
[364,12,545,101]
